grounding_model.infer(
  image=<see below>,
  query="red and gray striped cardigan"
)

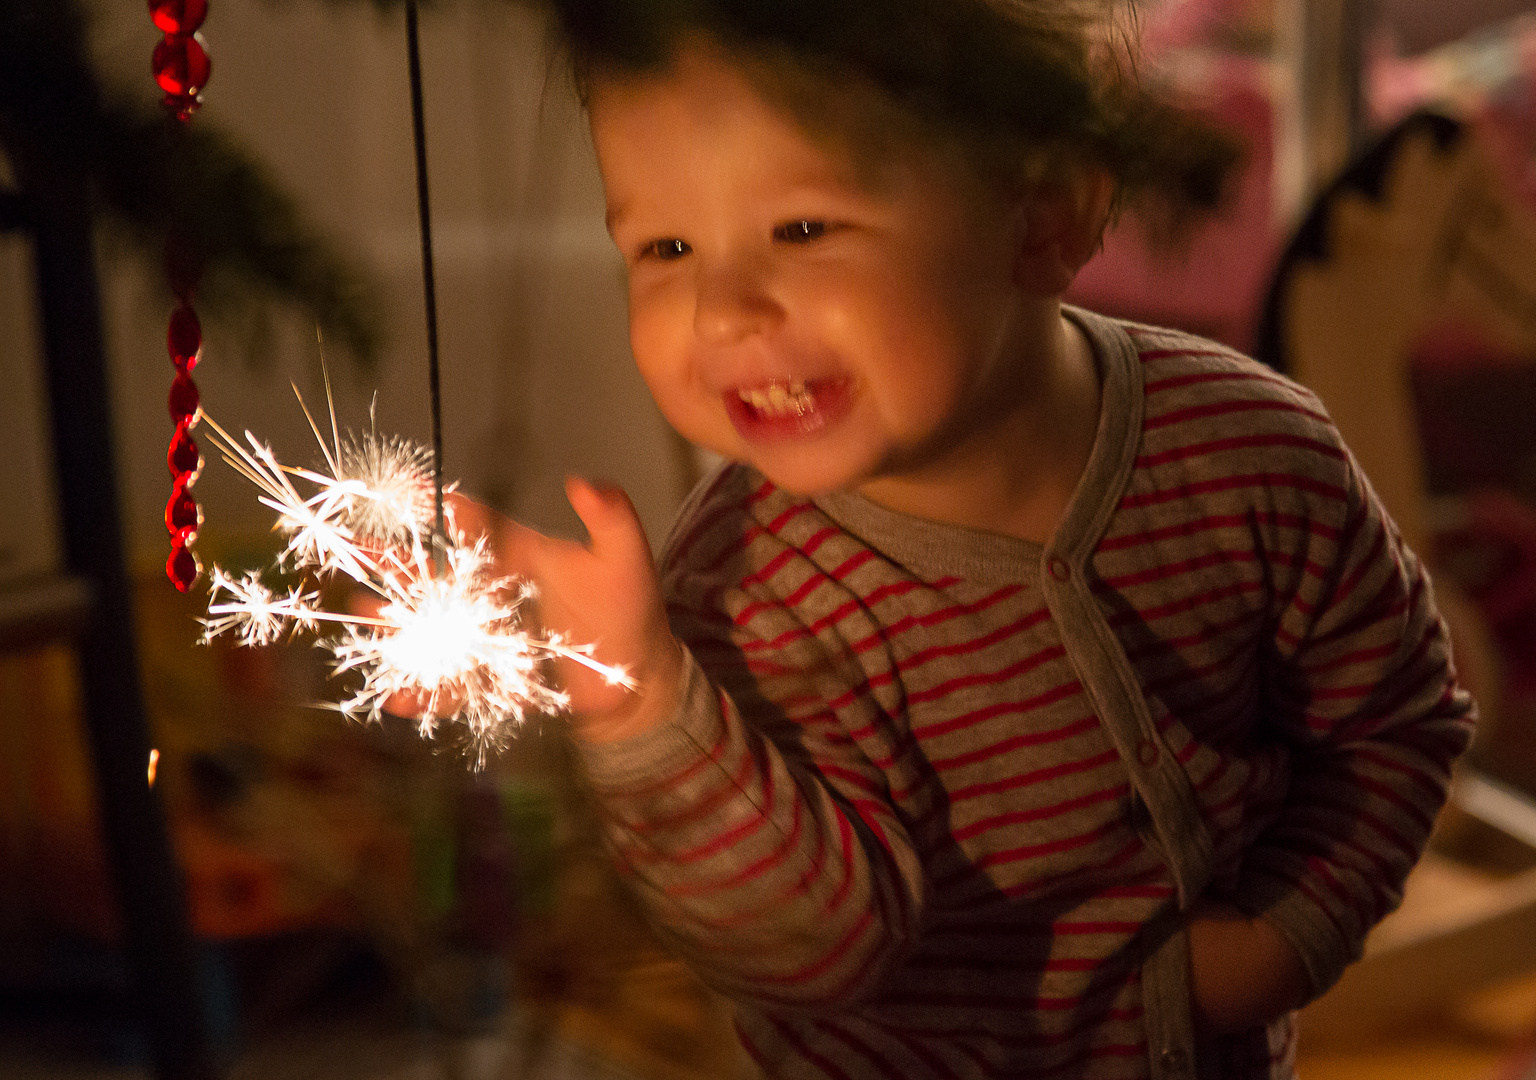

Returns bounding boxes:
[575,309,1475,1080]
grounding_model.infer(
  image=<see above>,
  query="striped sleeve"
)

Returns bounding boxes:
[1233,429,1475,1000]
[574,489,925,1010]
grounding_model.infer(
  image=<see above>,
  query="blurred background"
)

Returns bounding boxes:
[1,0,1535,1077]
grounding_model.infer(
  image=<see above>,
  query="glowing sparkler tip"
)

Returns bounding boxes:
[198,396,630,766]
[604,667,636,689]
[333,433,443,545]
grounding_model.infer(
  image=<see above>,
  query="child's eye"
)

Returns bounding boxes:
[774,220,827,243]
[642,238,691,261]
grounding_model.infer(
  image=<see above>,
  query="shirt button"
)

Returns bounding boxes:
[1137,738,1160,767]
[1160,1048,1190,1077]
[1048,557,1070,582]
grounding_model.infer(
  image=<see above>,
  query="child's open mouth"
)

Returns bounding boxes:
[723,377,852,442]
[738,379,814,417]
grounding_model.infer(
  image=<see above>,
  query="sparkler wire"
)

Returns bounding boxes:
[404,0,448,567]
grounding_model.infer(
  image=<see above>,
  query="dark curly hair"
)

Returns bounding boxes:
[543,0,1240,213]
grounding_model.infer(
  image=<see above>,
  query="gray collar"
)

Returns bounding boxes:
[812,306,1143,584]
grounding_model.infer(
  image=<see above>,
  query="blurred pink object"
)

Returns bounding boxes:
[1370,14,1536,207]
[1067,54,1280,353]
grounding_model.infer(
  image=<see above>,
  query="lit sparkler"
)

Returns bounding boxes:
[197,387,634,765]
[205,567,321,646]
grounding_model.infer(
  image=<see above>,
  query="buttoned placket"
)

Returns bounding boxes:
[1041,309,1219,1080]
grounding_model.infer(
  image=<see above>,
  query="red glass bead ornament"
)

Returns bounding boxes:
[153,2,209,588]
[148,0,208,35]
[167,95,201,124]
[167,539,201,593]
[152,33,211,98]
[168,426,202,480]
[168,304,201,372]
[168,373,200,425]
[165,479,202,541]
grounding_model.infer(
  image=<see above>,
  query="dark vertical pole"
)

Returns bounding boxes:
[1341,0,1374,159]
[25,166,217,1080]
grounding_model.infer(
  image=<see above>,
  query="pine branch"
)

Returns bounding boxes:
[0,0,382,363]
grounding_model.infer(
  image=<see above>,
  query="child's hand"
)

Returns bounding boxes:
[452,478,685,744]
[1186,900,1310,1034]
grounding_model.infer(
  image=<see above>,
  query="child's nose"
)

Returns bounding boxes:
[693,259,782,345]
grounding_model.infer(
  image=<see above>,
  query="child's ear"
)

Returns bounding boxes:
[1012,167,1117,295]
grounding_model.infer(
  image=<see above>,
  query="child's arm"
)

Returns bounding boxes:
[1213,447,1475,1015]
[471,481,926,1009]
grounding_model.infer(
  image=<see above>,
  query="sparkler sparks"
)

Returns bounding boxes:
[335,432,438,546]
[196,388,634,765]
[205,567,321,646]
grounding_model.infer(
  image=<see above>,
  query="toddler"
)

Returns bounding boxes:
[468,2,1476,1076]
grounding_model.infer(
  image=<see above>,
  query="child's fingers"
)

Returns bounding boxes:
[491,515,554,584]
[444,491,490,542]
[565,476,651,569]
[443,492,550,582]
[348,589,386,619]
[382,685,466,722]
[382,687,428,719]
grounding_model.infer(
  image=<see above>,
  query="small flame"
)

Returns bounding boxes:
[147,748,160,787]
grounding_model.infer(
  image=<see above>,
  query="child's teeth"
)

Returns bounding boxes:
[739,381,816,417]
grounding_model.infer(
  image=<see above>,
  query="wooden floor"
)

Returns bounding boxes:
[8,749,1536,1080]
[1299,1039,1525,1080]
[1290,830,1536,1080]
[464,828,1536,1080]
[2,955,1532,1080]
[1295,980,1536,1080]
[547,959,1536,1080]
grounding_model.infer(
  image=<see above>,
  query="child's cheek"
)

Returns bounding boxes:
[627,282,694,375]
[627,333,730,453]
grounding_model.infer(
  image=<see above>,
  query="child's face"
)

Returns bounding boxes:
[588,44,1042,496]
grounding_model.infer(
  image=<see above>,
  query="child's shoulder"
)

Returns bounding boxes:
[1109,316,1331,424]
[1097,315,1361,519]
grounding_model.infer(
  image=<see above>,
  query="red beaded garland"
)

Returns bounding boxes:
[167,541,201,592]
[165,479,201,540]
[148,0,208,35]
[152,0,210,590]
[167,305,201,372]
[168,373,200,426]
[152,34,211,99]
[168,427,202,479]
